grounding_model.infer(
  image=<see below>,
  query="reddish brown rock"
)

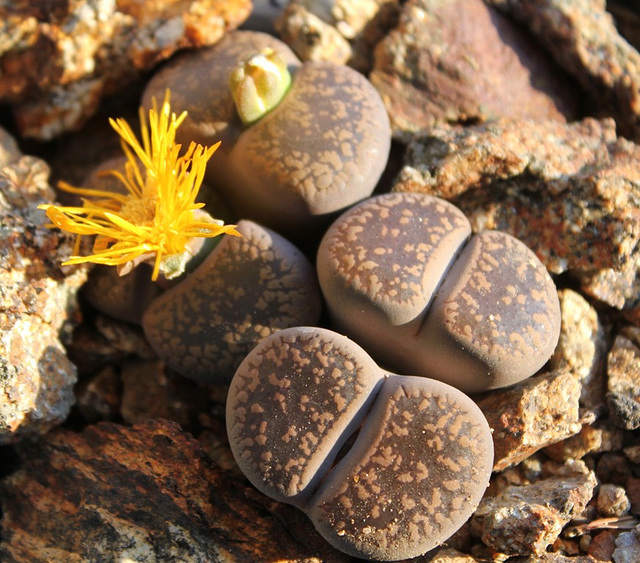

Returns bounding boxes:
[485,0,640,142]
[370,0,577,140]
[0,155,87,444]
[0,419,349,562]
[477,370,582,472]
[0,0,252,139]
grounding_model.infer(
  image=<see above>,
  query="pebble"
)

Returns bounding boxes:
[476,369,582,472]
[597,484,631,517]
[471,462,597,556]
[613,526,640,563]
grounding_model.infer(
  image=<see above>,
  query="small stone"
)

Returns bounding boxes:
[596,453,631,487]
[276,0,400,72]
[613,527,640,563]
[120,360,209,431]
[0,126,20,167]
[275,3,353,66]
[75,365,122,423]
[548,289,607,409]
[597,484,631,517]
[370,0,577,140]
[0,155,87,444]
[477,370,582,472]
[471,463,597,556]
[625,476,640,517]
[606,334,640,430]
[544,423,624,463]
[588,530,617,562]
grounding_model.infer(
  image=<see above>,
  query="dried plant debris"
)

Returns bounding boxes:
[485,0,640,143]
[0,153,87,444]
[0,419,350,562]
[0,0,252,139]
[369,0,578,140]
[394,118,640,318]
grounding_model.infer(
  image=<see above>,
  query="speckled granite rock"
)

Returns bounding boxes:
[369,0,577,140]
[477,370,582,472]
[0,154,87,444]
[485,0,640,143]
[472,462,597,556]
[0,419,349,562]
[0,0,252,139]
[393,118,640,319]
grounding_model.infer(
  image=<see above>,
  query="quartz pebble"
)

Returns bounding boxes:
[471,463,597,556]
[369,0,577,140]
[227,326,493,560]
[597,484,631,517]
[0,154,87,444]
[317,192,561,393]
[143,220,322,384]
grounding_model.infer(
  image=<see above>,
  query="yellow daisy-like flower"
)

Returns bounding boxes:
[39,91,240,281]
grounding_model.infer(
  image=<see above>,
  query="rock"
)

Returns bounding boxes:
[393,118,640,279]
[606,333,640,430]
[485,0,640,142]
[543,423,624,463]
[627,476,640,517]
[275,0,400,72]
[0,0,252,140]
[613,526,640,563]
[74,365,122,423]
[471,463,597,556]
[477,370,582,472]
[597,484,631,517]
[0,155,87,444]
[0,419,349,562]
[369,0,577,140]
[119,360,210,430]
[548,289,607,409]
[0,126,20,166]
[588,530,617,562]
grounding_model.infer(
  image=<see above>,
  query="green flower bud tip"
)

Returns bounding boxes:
[229,48,292,126]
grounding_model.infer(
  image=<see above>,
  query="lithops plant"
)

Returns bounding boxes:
[41,93,322,381]
[142,30,391,235]
[317,192,561,393]
[143,220,322,384]
[227,326,493,561]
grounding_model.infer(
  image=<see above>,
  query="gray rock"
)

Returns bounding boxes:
[606,333,640,430]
